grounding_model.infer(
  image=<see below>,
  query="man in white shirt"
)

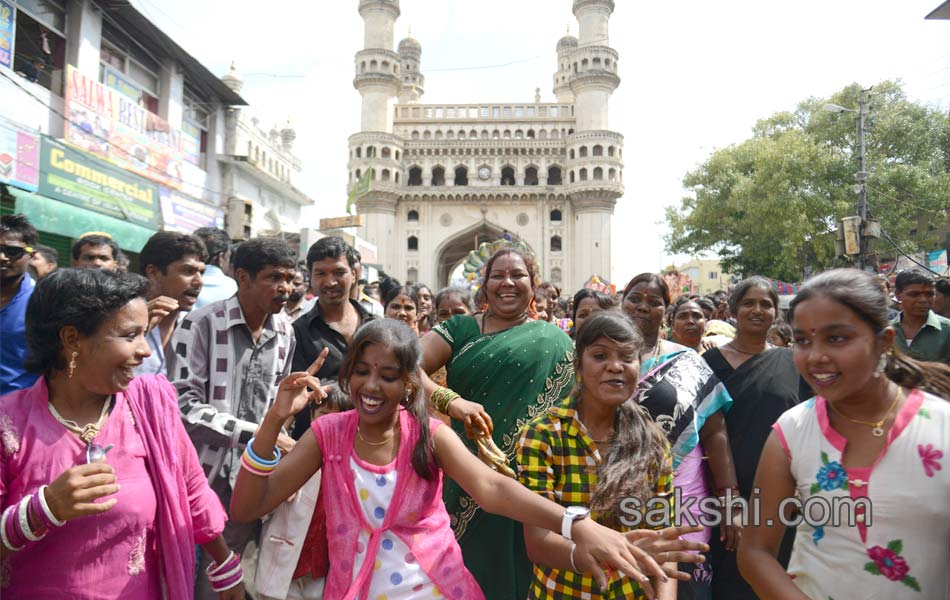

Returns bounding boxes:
[193,227,237,309]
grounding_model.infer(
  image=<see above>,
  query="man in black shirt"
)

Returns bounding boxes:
[291,236,375,436]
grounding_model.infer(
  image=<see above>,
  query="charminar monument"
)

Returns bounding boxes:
[350,0,623,290]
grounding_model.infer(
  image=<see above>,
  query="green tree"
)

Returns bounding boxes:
[665,81,950,282]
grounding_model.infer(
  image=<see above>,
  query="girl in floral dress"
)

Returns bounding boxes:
[738,269,950,599]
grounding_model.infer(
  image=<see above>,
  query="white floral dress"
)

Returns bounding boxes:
[773,390,949,599]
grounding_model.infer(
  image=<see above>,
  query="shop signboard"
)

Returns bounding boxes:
[64,65,185,189]
[0,116,39,191]
[0,0,14,70]
[38,136,160,229]
[159,187,223,233]
[102,65,144,105]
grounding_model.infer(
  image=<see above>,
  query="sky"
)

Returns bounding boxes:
[135,0,950,284]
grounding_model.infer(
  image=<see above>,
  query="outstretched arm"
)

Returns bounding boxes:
[433,425,666,596]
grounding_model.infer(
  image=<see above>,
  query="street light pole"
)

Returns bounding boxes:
[824,88,873,271]
[855,88,870,270]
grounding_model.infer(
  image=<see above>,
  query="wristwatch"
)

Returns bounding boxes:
[561,506,590,541]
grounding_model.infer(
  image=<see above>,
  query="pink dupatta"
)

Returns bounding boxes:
[313,409,484,600]
[122,375,227,599]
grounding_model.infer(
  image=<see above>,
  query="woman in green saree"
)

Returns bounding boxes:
[420,248,575,599]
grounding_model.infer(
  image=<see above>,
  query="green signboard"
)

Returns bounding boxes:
[38,137,160,229]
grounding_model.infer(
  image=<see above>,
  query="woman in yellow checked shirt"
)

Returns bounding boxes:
[517,311,708,599]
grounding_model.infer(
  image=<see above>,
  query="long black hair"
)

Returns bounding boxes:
[573,312,673,528]
[789,268,950,399]
[338,319,436,479]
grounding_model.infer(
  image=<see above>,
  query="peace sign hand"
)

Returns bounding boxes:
[271,348,329,421]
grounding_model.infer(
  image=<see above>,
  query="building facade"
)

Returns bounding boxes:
[677,258,734,296]
[0,0,311,267]
[219,66,314,240]
[350,0,623,290]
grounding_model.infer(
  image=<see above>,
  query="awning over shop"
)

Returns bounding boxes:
[8,188,156,252]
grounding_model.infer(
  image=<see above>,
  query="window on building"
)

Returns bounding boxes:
[551,266,562,283]
[708,272,718,280]
[570,170,575,183]
[408,209,419,222]
[550,209,562,222]
[550,235,562,252]
[547,166,562,185]
[579,168,588,181]
[408,166,422,186]
[367,146,376,158]
[569,149,575,160]
[431,166,445,186]
[12,2,66,94]
[593,167,603,180]
[454,166,468,186]
[407,267,419,282]
[593,145,603,156]
[100,21,161,113]
[524,166,539,186]
[355,147,362,158]
[501,166,515,186]
[382,147,391,159]
[381,169,391,181]
[408,236,419,251]
[608,146,616,157]
[579,146,588,158]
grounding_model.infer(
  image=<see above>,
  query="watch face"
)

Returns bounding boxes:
[566,506,589,518]
[478,167,491,180]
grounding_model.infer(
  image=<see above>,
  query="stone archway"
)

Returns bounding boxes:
[435,220,529,288]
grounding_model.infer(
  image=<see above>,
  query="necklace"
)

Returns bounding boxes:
[727,340,771,356]
[827,387,903,437]
[641,339,662,365]
[48,396,113,444]
[357,424,398,446]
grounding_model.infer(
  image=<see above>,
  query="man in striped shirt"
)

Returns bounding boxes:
[168,237,298,600]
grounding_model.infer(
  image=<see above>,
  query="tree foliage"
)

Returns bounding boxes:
[665,81,950,281]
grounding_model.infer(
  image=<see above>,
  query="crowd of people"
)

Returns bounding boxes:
[0,210,948,600]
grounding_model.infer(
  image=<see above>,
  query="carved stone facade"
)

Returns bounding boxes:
[351,0,623,291]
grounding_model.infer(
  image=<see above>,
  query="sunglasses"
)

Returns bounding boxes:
[0,245,33,260]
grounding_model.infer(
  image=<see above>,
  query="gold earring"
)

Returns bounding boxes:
[68,351,78,379]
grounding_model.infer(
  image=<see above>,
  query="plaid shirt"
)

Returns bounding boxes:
[168,295,295,487]
[517,396,674,599]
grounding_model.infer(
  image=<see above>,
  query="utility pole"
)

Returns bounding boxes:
[856,88,870,270]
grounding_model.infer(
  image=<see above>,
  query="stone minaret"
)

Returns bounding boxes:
[351,0,403,272]
[397,31,424,104]
[567,0,623,285]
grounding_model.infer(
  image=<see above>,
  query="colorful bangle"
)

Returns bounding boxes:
[206,550,240,576]
[1,505,23,552]
[432,386,461,414]
[244,438,281,467]
[240,453,274,477]
[33,485,65,528]
[206,551,244,592]
[18,496,44,542]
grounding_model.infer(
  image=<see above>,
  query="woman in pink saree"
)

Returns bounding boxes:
[0,268,242,599]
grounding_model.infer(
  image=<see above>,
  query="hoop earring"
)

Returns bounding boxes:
[872,352,887,378]
[68,351,78,379]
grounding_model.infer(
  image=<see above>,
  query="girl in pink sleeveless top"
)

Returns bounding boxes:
[230,319,693,599]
